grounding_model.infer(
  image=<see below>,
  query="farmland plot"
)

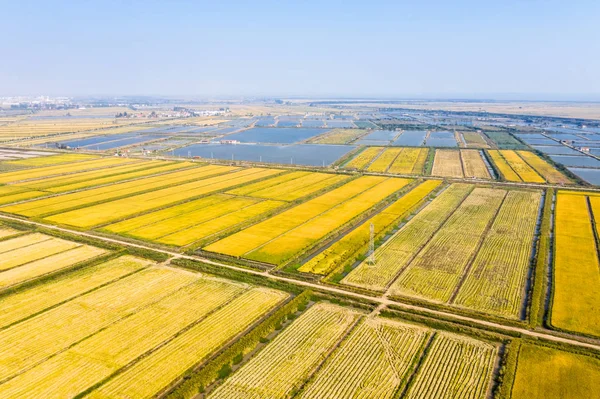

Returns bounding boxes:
[552,192,600,336]
[512,343,600,399]
[453,190,542,318]
[500,150,545,183]
[460,150,491,179]
[404,333,497,399]
[45,168,282,228]
[432,150,463,178]
[0,224,20,240]
[299,180,442,275]
[309,129,365,144]
[367,148,403,172]
[462,132,490,148]
[298,317,430,399]
[0,256,149,328]
[3,153,98,167]
[517,151,570,184]
[244,172,349,201]
[344,147,384,169]
[342,184,473,291]
[0,164,229,217]
[204,176,404,260]
[389,188,506,302]
[387,148,428,175]
[488,150,521,182]
[208,303,360,399]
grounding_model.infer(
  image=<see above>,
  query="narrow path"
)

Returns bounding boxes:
[1,214,600,352]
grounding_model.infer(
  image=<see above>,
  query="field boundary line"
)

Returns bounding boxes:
[393,331,437,399]
[1,213,600,352]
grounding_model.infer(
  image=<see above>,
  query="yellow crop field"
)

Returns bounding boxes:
[432,150,463,178]
[0,245,106,290]
[14,160,188,193]
[344,147,384,169]
[517,150,570,184]
[453,190,541,318]
[0,232,52,254]
[342,184,473,291]
[309,129,365,144]
[0,256,150,328]
[390,188,506,302]
[488,150,521,182]
[0,266,198,381]
[0,188,47,205]
[246,177,409,264]
[367,148,403,172]
[0,236,80,271]
[244,172,348,201]
[0,224,20,240]
[0,164,228,217]
[158,200,284,246]
[209,303,360,399]
[3,153,98,167]
[512,344,600,399]
[461,149,491,179]
[387,148,428,175]
[404,333,497,399]
[552,192,600,336]
[500,150,545,183]
[299,180,441,275]
[45,168,281,228]
[204,176,390,257]
[84,287,286,399]
[298,317,430,399]
[227,171,309,196]
[0,157,140,185]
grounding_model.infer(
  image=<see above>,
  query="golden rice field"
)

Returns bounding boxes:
[205,176,410,265]
[387,147,429,175]
[0,119,142,142]
[0,257,287,398]
[431,149,490,179]
[511,343,600,399]
[299,180,442,275]
[309,129,366,144]
[2,153,98,166]
[551,191,600,337]
[344,147,384,169]
[367,148,403,172]
[488,150,565,183]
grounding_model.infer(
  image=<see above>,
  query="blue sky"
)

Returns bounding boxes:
[1,0,599,99]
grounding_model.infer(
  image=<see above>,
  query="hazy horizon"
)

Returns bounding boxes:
[2,0,599,100]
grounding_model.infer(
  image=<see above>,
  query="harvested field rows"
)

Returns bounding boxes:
[344,147,384,169]
[453,190,541,317]
[461,150,491,179]
[0,224,20,240]
[205,176,410,265]
[342,184,473,291]
[298,317,430,399]
[209,303,360,399]
[390,188,506,302]
[387,148,428,175]
[0,164,232,218]
[404,333,497,399]
[45,168,281,228]
[432,150,490,179]
[299,180,442,275]
[552,192,600,337]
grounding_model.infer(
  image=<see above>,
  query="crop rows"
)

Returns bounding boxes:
[404,333,497,399]
[299,180,441,275]
[453,190,542,318]
[0,224,19,240]
[44,168,281,228]
[367,148,403,172]
[387,148,429,175]
[552,192,600,337]
[487,150,522,181]
[0,256,150,328]
[344,147,384,169]
[342,184,473,291]
[432,150,490,179]
[488,150,564,183]
[0,164,229,217]
[460,150,491,179]
[206,176,410,265]
[243,172,348,202]
[4,153,98,167]
[209,303,360,399]
[461,132,489,148]
[298,317,430,399]
[517,151,570,184]
[390,188,506,302]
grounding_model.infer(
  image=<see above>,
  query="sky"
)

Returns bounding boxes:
[1,0,599,99]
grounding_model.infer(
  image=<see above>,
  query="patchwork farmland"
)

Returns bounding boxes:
[0,147,598,399]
